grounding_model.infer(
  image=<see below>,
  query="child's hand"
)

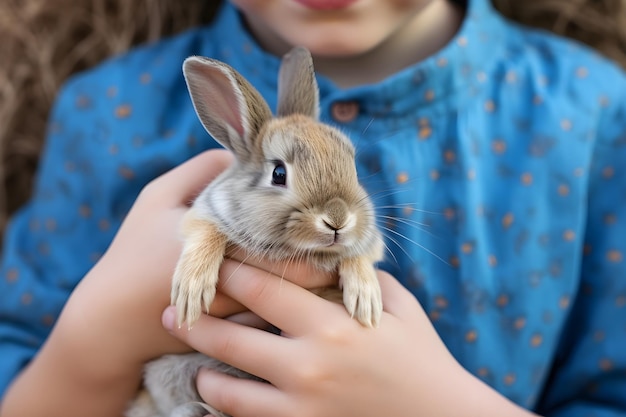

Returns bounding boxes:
[1,150,232,416]
[1,149,335,417]
[65,148,336,364]
[61,150,236,366]
[163,264,536,417]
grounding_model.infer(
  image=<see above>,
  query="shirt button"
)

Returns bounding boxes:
[331,101,359,123]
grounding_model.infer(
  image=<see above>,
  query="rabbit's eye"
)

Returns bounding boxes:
[272,163,287,186]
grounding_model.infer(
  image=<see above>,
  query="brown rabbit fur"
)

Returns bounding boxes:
[125,47,384,417]
[170,47,384,331]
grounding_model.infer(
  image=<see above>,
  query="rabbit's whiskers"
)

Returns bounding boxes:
[376,219,449,266]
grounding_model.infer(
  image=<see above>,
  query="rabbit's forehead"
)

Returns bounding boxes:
[263,117,355,165]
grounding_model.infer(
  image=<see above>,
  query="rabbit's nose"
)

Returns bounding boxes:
[321,198,355,231]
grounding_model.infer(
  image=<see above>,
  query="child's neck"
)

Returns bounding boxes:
[314,1,464,88]
[242,0,464,88]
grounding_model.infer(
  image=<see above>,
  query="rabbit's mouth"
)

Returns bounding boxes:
[316,231,351,250]
[289,233,346,252]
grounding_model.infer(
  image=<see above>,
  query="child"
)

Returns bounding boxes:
[1,0,625,416]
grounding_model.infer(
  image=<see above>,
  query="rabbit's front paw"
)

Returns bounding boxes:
[171,217,228,329]
[338,259,382,328]
[171,266,217,329]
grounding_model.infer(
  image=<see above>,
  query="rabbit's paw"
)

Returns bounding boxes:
[171,249,222,329]
[338,259,382,328]
[172,268,217,329]
[171,218,228,329]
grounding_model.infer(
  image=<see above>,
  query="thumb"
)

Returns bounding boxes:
[144,149,234,205]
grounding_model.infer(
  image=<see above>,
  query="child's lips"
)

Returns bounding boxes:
[292,0,359,11]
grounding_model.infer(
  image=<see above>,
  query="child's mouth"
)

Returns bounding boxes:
[293,0,359,11]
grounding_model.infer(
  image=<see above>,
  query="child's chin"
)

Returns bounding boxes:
[295,36,384,58]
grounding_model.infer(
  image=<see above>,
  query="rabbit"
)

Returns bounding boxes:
[125,46,384,417]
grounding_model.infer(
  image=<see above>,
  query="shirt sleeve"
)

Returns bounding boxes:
[536,81,626,416]
[0,70,134,397]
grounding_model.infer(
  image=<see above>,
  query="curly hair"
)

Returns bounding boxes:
[0,0,624,235]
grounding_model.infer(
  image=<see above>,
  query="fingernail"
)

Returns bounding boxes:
[162,306,176,331]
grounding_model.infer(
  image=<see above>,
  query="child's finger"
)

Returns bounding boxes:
[195,369,287,417]
[216,261,347,336]
[162,306,293,380]
[225,245,338,290]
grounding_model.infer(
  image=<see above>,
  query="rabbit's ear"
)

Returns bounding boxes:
[277,47,320,119]
[183,56,272,162]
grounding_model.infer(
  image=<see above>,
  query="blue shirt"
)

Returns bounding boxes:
[1,1,626,414]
